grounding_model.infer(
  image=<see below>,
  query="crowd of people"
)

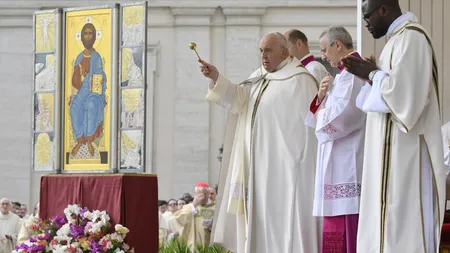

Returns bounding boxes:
[158,183,217,247]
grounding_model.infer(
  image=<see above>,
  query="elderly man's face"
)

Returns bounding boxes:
[0,199,10,214]
[259,35,288,73]
[320,36,340,68]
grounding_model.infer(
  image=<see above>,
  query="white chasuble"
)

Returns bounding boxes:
[356,13,448,253]
[207,57,321,253]
[305,66,366,217]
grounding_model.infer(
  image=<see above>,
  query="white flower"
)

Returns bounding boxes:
[114,224,129,235]
[56,223,70,237]
[109,232,124,243]
[114,249,125,253]
[100,211,110,224]
[63,204,81,223]
[88,222,103,234]
[83,210,93,220]
[91,210,101,222]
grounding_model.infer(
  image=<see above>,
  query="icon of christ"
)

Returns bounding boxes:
[70,23,107,157]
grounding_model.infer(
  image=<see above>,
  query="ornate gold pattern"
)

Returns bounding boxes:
[36,93,54,131]
[35,133,51,166]
[121,48,132,82]
[122,88,142,112]
[122,6,144,26]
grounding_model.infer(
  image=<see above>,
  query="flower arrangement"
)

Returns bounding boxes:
[13,204,134,253]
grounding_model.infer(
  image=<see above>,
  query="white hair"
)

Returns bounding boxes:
[319,25,354,49]
[0,198,10,204]
[264,32,288,49]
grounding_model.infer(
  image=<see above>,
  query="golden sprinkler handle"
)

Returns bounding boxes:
[189,42,201,60]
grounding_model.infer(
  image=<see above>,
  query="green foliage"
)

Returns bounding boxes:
[159,239,232,253]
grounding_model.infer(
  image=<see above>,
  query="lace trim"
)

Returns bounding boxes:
[322,114,338,134]
[324,183,361,200]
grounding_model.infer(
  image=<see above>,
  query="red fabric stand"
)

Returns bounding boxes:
[40,174,158,253]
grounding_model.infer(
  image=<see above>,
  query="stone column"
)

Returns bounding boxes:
[171,7,216,195]
[145,42,160,173]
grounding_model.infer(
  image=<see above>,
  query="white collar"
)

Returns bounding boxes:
[276,57,292,71]
[0,212,12,219]
[387,12,418,37]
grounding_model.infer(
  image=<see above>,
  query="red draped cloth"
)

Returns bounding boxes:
[40,174,158,253]
[322,214,358,253]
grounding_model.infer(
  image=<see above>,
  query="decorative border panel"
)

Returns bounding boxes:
[118,2,148,172]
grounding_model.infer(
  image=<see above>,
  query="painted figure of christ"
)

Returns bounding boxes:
[70,23,107,156]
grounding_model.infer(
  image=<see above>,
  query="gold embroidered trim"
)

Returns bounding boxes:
[247,79,270,222]
[380,114,393,253]
[419,136,427,253]
[421,135,441,242]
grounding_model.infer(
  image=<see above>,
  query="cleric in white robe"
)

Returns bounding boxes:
[284,29,328,85]
[342,0,448,252]
[0,198,22,253]
[305,26,366,253]
[199,32,320,253]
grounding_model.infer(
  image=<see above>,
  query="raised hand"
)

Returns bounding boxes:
[199,59,219,83]
[193,192,207,208]
[318,73,331,102]
[341,55,378,83]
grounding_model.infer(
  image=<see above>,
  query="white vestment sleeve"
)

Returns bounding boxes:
[356,71,390,113]
[205,74,250,114]
[315,73,366,144]
[379,29,433,133]
[305,96,327,129]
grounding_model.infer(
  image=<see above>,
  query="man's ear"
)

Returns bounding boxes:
[282,47,290,58]
[296,39,303,49]
[335,40,343,52]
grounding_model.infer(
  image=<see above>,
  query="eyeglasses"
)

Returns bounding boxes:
[168,203,177,206]
[320,42,335,54]
[363,5,382,24]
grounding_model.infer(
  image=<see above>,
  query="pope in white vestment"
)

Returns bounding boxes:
[305,26,366,253]
[342,1,448,252]
[199,32,320,253]
[0,198,22,253]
